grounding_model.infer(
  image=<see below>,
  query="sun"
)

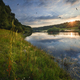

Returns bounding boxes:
[69,20,75,22]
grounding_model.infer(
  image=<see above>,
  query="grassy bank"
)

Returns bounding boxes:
[0,29,71,80]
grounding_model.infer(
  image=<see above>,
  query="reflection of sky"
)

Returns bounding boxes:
[25,32,80,59]
[25,32,80,79]
[26,32,80,41]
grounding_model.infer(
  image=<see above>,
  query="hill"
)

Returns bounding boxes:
[0,0,32,36]
[0,29,71,80]
[33,21,80,32]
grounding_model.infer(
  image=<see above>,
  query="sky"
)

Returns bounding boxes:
[3,0,80,28]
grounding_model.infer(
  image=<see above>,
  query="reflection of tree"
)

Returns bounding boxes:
[78,25,80,30]
[48,32,59,36]
[78,32,80,36]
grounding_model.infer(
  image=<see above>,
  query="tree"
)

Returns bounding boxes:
[0,0,32,36]
[47,26,59,33]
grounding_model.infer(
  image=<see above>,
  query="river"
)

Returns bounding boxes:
[25,32,80,80]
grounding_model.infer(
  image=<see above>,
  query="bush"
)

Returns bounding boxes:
[47,26,59,33]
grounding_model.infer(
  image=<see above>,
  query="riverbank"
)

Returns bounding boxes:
[0,29,71,80]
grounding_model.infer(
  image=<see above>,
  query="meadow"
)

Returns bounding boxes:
[0,29,72,80]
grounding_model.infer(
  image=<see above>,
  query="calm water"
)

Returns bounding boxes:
[25,32,80,80]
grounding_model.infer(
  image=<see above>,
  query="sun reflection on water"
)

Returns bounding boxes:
[71,32,73,37]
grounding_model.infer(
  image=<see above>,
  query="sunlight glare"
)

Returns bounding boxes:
[69,20,75,22]
[71,32,73,37]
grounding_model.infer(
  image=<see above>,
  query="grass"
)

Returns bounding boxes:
[0,29,72,80]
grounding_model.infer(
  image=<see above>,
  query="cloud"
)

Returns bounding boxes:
[23,0,58,7]
[59,14,76,19]
[23,0,34,7]
[23,0,43,7]
[19,14,59,24]
[38,1,46,7]
[36,15,59,20]
[21,15,80,27]
[3,0,80,28]
[64,0,79,4]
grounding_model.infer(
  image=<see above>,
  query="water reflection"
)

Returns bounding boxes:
[71,32,73,37]
[25,32,80,80]
[78,32,80,36]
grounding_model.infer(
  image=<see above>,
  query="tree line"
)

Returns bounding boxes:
[33,21,80,32]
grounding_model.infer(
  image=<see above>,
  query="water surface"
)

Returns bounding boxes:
[25,32,80,80]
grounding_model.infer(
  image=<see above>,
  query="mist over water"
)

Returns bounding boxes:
[25,32,80,80]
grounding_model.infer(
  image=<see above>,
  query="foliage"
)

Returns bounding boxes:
[33,21,80,32]
[0,29,72,80]
[0,0,32,36]
[47,26,59,33]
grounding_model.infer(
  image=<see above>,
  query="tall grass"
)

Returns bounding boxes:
[0,22,72,80]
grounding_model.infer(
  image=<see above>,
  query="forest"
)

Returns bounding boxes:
[33,21,80,32]
[0,0,32,36]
